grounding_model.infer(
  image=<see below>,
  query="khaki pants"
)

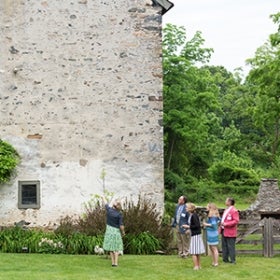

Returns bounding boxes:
[175,226,190,256]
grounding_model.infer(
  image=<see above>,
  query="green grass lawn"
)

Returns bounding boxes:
[1,253,279,280]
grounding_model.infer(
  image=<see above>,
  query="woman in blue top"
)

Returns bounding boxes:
[203,203,221,267]
[102,197,125,267]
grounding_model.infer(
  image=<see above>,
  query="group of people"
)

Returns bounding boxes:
[172,195,239,270]
[100,195,239,269]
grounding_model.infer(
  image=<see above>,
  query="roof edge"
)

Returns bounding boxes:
[153,0,174,15]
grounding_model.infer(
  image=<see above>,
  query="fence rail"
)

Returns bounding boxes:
[234,217,279,257]
[203,217,280,257]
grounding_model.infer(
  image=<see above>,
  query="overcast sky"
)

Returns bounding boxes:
[163,0,279,73]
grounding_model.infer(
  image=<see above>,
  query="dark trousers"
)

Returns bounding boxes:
[221,234,236,263]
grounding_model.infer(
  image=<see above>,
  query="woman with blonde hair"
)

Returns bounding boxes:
[182,203,205,270]
[203,203,221,267]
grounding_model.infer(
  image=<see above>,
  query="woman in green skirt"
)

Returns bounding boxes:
[102,197,125,267]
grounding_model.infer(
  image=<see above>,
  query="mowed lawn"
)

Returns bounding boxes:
[0,253,279,280]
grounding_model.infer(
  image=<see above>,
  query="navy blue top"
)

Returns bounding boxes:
[172,204,189,234]
[105,204,123,228]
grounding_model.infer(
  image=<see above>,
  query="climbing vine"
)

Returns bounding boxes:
[0,139,20,184]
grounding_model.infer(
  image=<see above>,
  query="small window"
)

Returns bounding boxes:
[18,181,40,209]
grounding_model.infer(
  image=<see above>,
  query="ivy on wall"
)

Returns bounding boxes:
[0,139,20,184]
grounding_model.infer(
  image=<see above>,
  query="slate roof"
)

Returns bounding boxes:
[154,0,174,15]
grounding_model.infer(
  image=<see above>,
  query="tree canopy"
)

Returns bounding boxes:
[163,14,280,205]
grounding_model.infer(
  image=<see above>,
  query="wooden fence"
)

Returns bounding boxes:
[173,214,280,258]
[204,217,280,257]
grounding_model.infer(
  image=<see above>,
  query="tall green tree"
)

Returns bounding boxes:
[270,12,280,46]
[246,35,280,166]
[163,24,221,178]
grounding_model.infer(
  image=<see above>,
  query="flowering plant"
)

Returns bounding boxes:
[38,237,65,254]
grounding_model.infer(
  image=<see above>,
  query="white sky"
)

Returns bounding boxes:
[163,0,279,73]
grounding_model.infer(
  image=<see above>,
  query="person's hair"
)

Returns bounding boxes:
[113,200,122,210]
[182,195,187,203]
[187,203,196,213]
[207,203,220,217]
[227,197,235,206]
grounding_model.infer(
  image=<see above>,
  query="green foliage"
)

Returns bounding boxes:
[162,21,280,212]
[63,233,103,255]
[124,232,161,255]
[77,202,106,236]
[0,226,104,255]
[269,12,280,46]
[37,232,103,255]
[53,195,173,254]
[163,25,216,177]
[54,215,78,237]
[122,197,173,253]
[38,236,65,254]
[208,163,259,185]
[245,27,280,166]
[164,169,188,201]
[0,226,44,253]
[0,140,20,184]
[164,176,259,219]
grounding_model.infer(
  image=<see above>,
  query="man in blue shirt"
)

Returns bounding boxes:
[172,195,190,257]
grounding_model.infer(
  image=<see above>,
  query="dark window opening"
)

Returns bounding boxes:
[18,181,40,209]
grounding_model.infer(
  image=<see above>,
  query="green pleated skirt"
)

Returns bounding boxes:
[103,225,123,252]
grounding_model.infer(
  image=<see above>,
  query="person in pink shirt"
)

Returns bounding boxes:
[220,197,239,264]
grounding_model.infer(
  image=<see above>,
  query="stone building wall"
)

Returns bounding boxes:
[0,0,165,227]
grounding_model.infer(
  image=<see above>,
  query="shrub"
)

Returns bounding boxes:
[64,233,103,255]
[54,195,173,254]
[0,226,44,253]
[208,162,259,185]
[38,236,65,254]
[0,226,104,255]
[77,202,106,236]
[122,196,173,253]
[0,196,173,255]
[124,231,161,255]
[0,140,20,184]
[54,215,78,237]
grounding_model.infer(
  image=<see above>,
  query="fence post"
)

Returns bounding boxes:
[263,217,273,257]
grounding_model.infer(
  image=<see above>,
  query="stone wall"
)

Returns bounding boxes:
[0,0,164,227]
